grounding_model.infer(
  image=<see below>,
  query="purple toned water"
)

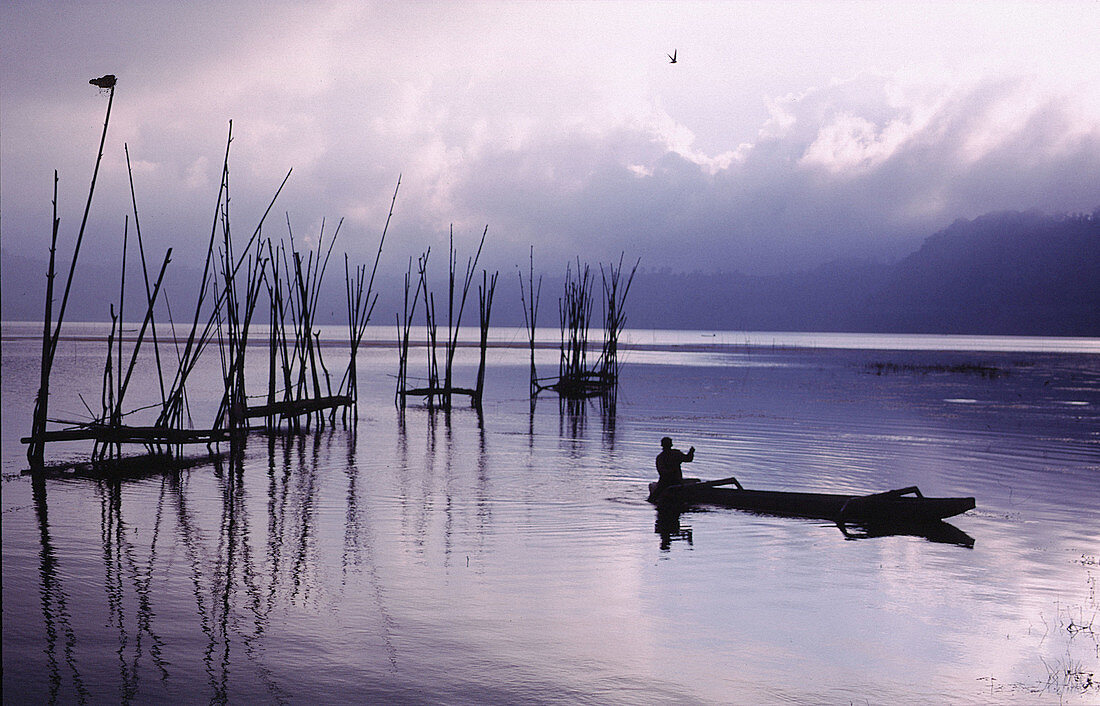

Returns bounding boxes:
[3,324,1098,703]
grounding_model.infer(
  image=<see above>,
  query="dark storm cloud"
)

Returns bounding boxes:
[2,2,1098,278]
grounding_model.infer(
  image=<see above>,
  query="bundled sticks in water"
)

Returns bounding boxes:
[24,73,633,471]
[249,178,396,431]
[526,252,639,400]
[22,78,238,465]
[396,226,498,411]
[23,79,397,468]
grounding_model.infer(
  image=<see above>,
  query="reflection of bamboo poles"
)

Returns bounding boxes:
[32,474,90,701]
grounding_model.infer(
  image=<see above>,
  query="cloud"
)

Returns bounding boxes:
[2,2,1098,280]
[434,71,1100,273]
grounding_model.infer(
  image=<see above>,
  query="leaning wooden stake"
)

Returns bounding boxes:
[396,255,424,408]
[125,144,167,407]
[518,247,542,398]
[28,174,61,467]
[474,269,498,408]
[343,175,398,422]
[28,75,116,468]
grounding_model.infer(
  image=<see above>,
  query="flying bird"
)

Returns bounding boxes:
[89,74,116,88]
[667,50,677,64]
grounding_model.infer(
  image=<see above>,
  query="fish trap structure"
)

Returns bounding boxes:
[247,177,394,432]
[23,77,396,470]
[520,251,639,400]
[395,227,498,411]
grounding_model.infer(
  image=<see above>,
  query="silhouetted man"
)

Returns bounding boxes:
[655,436,694,490]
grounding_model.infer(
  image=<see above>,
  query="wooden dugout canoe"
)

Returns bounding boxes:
[648,480,975,524]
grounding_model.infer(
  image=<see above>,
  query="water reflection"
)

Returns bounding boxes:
[339,429,398,671]
[552,390,618,449]
[10,338,1096,703]
[32,474,90,704]
[97,476,167,702]
[393,406,491,568]
[838,519,975,547]
[654,506,693,551]
[26,432,384,703]
[655,505,975,549]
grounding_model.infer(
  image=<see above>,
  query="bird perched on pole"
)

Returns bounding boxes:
[89,74,116,88]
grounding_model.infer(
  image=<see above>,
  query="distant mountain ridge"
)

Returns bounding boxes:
[628,210,1099,335]
[866,210,1099,334]
[3,209,1098,336]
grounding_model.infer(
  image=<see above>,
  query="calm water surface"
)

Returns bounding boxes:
[3,324,1098,704]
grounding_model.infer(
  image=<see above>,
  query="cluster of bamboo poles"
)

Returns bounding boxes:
[248,179,391,433]
[521,252,639,400]
[24,79,391,469]
[20,77,232,467]
[395,227,498,411]
[24,74,641,472]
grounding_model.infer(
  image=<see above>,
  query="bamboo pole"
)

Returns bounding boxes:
[116,216,128,427]
[28,174,61,467]
[344,175,399,420]
[28,79,116,466]
[475,270,498,408]
[115,250,172,417]
[159,134,288,430]
[125,144,167,407]
[442,226,487,409]
[49,79,116,364]
[395,254,424,408]
[518,247,541,398]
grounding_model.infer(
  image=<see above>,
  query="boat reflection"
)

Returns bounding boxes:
[837,519,975,547]
[655,507,975,548]
[655,506,693,551]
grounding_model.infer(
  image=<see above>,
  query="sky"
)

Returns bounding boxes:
[2,0,1099,278]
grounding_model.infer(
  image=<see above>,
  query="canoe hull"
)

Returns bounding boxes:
[648,482,975,523]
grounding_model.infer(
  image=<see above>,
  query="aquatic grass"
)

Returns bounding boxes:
[864,362,1005,378]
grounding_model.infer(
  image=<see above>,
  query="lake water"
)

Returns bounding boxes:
[3,323,1098,704]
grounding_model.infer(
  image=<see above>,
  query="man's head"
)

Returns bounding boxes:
[661,437,672,449]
